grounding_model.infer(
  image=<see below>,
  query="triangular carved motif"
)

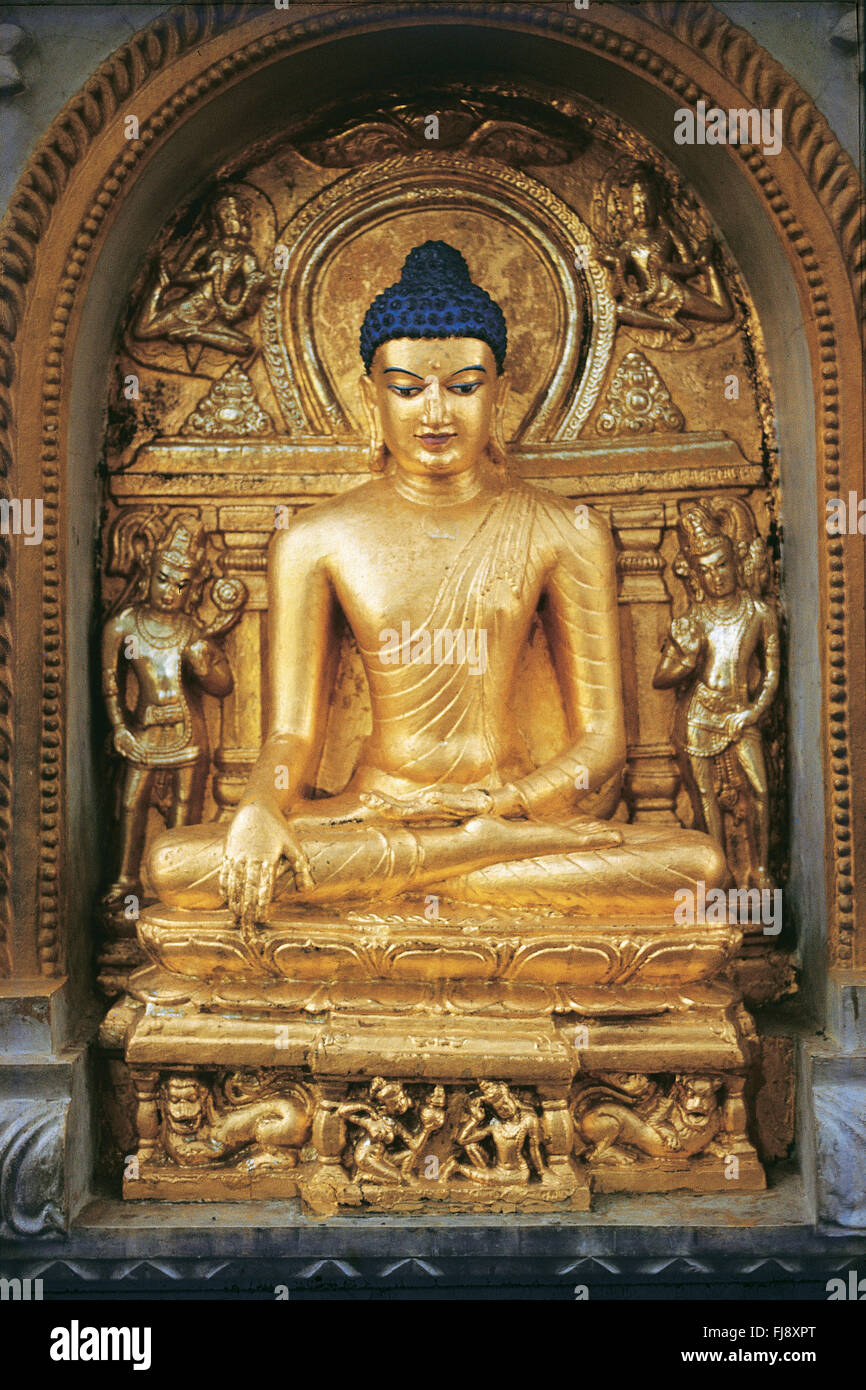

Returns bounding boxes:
[181,364,272,438]
[596,351,685,436]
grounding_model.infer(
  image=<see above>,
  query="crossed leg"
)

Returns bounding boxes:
[147,796,726,921]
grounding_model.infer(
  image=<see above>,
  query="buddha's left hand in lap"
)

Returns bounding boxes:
[360,787,623,848]
[360,786,503,823]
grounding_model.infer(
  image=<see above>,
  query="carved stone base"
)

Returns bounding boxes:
[107,969,766,1211]
[125,1161,590,1212]
[125,1166,303,1201]
[297,1164,591,1216]
[587,1152,765,1194]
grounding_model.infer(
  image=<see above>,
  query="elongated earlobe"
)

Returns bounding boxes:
[359,374,387,473]
[490,378,511,470]
[367,431,386,474]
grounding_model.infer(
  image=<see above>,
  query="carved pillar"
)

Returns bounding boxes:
[538,1091,574,1178]
[213,508,272,816]
[611,505,680,823]
[130,1067,161,1169]
[312,1083,347,1168]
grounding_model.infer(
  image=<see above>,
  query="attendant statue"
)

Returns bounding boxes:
[596,163,732,341]
[132,192,270,362]
[101,512,245,913]
[147,241,727,926]
[653,499,779,890]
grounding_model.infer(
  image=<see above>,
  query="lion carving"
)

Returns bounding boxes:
[573,1073,726,1166]
[161,1072,313,1168]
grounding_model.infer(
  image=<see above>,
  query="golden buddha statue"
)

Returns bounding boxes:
[145,241,726,927]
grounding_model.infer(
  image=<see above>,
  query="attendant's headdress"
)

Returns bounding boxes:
[673,497,771,601]
[677,502,726,560]
[153,512,207,575]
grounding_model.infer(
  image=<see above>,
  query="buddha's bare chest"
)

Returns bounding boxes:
[329,513,534,640]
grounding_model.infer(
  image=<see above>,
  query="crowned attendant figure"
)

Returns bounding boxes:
[101,513,234,912]
[133,192,270,359]
[653,500,779,890]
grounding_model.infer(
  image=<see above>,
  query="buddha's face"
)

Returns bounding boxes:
[362,337,508,479]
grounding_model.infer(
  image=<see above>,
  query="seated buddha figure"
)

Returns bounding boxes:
[148,241,726,927]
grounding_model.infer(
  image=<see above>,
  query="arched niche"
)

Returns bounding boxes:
[0,1,860,1055]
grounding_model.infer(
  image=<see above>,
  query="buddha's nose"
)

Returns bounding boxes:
[421,376,444,423]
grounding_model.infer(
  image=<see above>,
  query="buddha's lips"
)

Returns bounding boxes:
[418,433,455,449]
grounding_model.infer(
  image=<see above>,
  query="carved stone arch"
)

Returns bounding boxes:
[271,152,615,441]
[0,0,859,1018]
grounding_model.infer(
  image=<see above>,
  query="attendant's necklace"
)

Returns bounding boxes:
[708,591,749,624]
[134,607,190,649]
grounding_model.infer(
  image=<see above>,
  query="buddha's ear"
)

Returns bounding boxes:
[359,373,386,473]
[490,372,511,469]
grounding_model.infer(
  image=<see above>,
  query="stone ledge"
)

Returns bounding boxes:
[3,1167,856,1262]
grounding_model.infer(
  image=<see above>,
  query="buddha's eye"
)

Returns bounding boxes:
[388,385,422,398]
[449,382,482,395]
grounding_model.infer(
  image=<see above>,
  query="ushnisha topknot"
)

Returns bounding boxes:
[360,240,508,373]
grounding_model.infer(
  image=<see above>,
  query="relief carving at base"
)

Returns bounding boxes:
[442,1083,548,1184]
[333,1078,446,1184]
[120,1063,762,1213]
[573,1072,727,1167]
[160,1071,313,1170]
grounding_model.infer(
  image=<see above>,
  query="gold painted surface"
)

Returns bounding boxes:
[135,903,742,995]
[1,0,855,1011]
[143,334,728,927]
[109,974,763,1210]
[95,77,786,1207]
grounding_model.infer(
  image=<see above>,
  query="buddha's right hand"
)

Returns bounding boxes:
[219,802,313,927]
